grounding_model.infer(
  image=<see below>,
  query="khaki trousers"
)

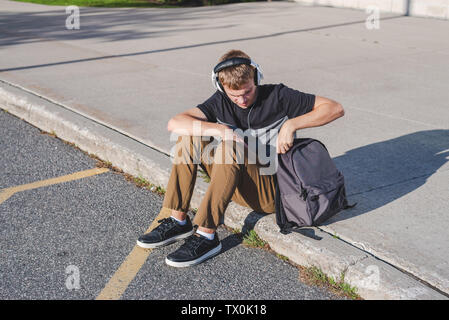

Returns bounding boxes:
[162,136,276,229]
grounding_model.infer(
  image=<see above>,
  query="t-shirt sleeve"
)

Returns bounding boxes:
[196,92,220,123]
[279,84,316,118]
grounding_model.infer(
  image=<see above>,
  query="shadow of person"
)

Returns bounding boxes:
[219,232,244,255]
[323,129,449,225]
[219,211,266,254]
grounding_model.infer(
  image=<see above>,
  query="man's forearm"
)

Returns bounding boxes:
[287,102,344,132]
[167,114,227,137]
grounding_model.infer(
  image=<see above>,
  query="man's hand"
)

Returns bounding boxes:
[276,96,345,154]
[277,119,295,154]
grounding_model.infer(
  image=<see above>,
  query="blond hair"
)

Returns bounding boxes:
[217,50,255,90]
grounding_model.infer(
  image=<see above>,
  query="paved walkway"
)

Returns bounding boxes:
[1,0,448,299]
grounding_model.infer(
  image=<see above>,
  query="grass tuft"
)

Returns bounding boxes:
[127,175,166,195]
[299,266,361,300]
[276,253,289,262]
[198,168,210,183]
[242,229,269,249]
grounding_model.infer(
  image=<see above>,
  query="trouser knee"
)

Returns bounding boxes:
[213,139,245,165]
[172,135,203,165]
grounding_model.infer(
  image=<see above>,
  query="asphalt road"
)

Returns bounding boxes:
[0,108,343,301]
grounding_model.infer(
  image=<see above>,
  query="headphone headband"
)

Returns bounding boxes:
[213,57,252,74]
[211,57,263,92]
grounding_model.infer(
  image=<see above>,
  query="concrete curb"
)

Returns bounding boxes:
[293,0,449,20]
[0,80,446,300]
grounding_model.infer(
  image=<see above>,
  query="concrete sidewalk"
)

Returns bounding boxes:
[1,1,448,299]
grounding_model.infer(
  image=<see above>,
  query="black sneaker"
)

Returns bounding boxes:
[136,216,194,249]
[165,233,222,268]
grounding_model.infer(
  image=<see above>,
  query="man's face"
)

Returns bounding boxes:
[223,81,257,109]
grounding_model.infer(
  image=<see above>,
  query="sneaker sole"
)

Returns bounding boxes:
[136,229,194,249]
[165,242,222,268]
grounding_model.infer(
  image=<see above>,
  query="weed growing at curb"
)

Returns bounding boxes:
[93,155,121,171]
[242,229,269,249]
[231,228,241,235]
[129,175,166,195]
[298,266,361,300]
[198,168,210,183]
[276,253,289,262]
[39,129,57,138]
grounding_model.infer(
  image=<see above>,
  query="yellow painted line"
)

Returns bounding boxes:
[96,207,172,300]
[1,166,166,300]
[0,168,109,205]
[0,189,15,205]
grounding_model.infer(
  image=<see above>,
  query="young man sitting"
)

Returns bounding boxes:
[136,49,344,267]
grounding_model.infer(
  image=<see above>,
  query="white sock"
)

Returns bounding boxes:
[196,229,215,240]
[171,216,186,225]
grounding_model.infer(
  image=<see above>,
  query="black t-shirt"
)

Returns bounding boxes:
[197,83,315,134]
[197,83,315,169]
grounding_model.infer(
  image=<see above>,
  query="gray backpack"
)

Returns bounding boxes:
[275,138,356,234]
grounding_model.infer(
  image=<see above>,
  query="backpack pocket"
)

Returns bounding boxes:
[281,193,311,227]
[306,174,347,225]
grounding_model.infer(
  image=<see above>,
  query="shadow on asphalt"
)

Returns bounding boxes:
[219,232,243,255]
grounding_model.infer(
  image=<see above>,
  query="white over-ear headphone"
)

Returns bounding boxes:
[211,57,264,93]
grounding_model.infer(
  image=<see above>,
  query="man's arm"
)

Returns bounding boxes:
[287,95,344,130]
[277,96,345,154]
[167,107,229,138]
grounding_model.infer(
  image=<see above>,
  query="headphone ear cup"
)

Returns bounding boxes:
[212,71,223,92]
[254,63,263,86]
[254,66,262,86]
[216,75,224,92]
